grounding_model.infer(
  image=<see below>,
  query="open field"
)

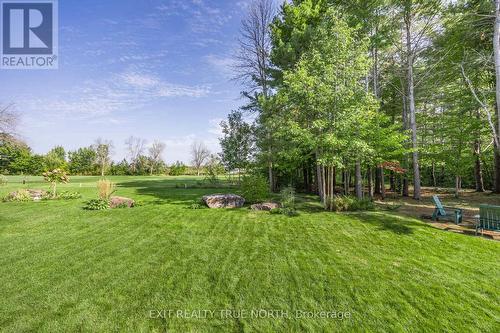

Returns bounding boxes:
[0,176,499,332]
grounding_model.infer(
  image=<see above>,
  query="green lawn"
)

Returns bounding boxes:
[0,176,498,332]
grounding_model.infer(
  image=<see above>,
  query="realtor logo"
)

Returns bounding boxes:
[1,0,58,69]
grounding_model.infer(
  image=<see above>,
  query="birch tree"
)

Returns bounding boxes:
[93,138,113,177]
[190,141,210,176]
[125,136,146,174]
[148,141,166,175]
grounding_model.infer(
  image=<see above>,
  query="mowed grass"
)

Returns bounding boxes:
[0,176,498,332]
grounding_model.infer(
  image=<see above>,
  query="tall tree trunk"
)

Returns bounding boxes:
[431,162,437,188]
[389,171,396,192]
[375,167,381,194]
[316,152,324,204]
[380,167,386,200]
[368,167,374,198]
[494,0,500,193]
[474,141,485,192]
[455,176,461,198]
[495,148,500,192]
[344,170,350,195]
[355,160,362,199]
[406,20,421,200]
[268,162,274,193]
[303,165,309,193]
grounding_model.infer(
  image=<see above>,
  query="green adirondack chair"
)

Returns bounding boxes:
[476,205,500,235]
[431,195,463,224]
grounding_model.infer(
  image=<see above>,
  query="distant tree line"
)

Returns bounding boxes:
[0,133,218,177]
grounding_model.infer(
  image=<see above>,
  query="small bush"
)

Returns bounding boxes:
[270,207,299,217]
[269,186,299,217]
[169,161,187,176]
[3,189,31,202]
[281,207,299,217]
[83,199,109,211]
[327,195,374,212]
[0,175,7,186]
[349,198,374,211]
[58,191,82,200]
[189,203,204,210]
[270,208,281,215]
[97,179,116,200]
[240,174,270,203]
[280,186,296,210]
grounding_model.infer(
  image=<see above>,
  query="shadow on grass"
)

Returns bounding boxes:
[118,179,240,206]
[117,178,432,235]
[349,212,437,235]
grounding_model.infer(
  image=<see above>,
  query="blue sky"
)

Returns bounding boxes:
[1,0,252,163]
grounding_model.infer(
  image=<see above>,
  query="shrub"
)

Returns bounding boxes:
[204,155,225,185]
[97,179,116,200]
[83,199,109,211]
[270,207,299,217]
[327,195,374,212]
[240,174,270,203]
[42,169,69,198]
[3,189,31,202]
[58,191,82,200]
[349,198,375,211]
[169,161,187,176]
[189,202,204,210]
[0,175,7,186]
[280,186,296,210]
[269,186,299,217]
[270,208,281,215]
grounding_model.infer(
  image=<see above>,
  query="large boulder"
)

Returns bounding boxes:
[110,196,135,208]
[203,194,245,209]
[250,202,280,211]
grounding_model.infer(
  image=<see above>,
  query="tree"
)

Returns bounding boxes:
[42,169,69,198]
[190,141,210,176]
[45,146,67,171]
[110,159,130,176]
[204,154,225,185]
[68,147,97,175]
[235,0,275,191]
[125,136,146,174]
[219,110,254,182]
[93,138,113,177]
[0,138,34,174]
[0,104,18,138]
[278,9,377,206]
[389,0,442,200]
[493,0,500,192]
[148,141,166,175]
[169,161,187,176]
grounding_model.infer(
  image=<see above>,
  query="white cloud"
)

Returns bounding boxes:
[156,0,233,33]
[17,70,210,120]
[120,72,160,88]
[161,133,220,164]
[204,54,236,78]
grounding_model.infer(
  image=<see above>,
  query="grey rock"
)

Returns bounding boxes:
[250,202,280,211]
[203,194,245,208]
